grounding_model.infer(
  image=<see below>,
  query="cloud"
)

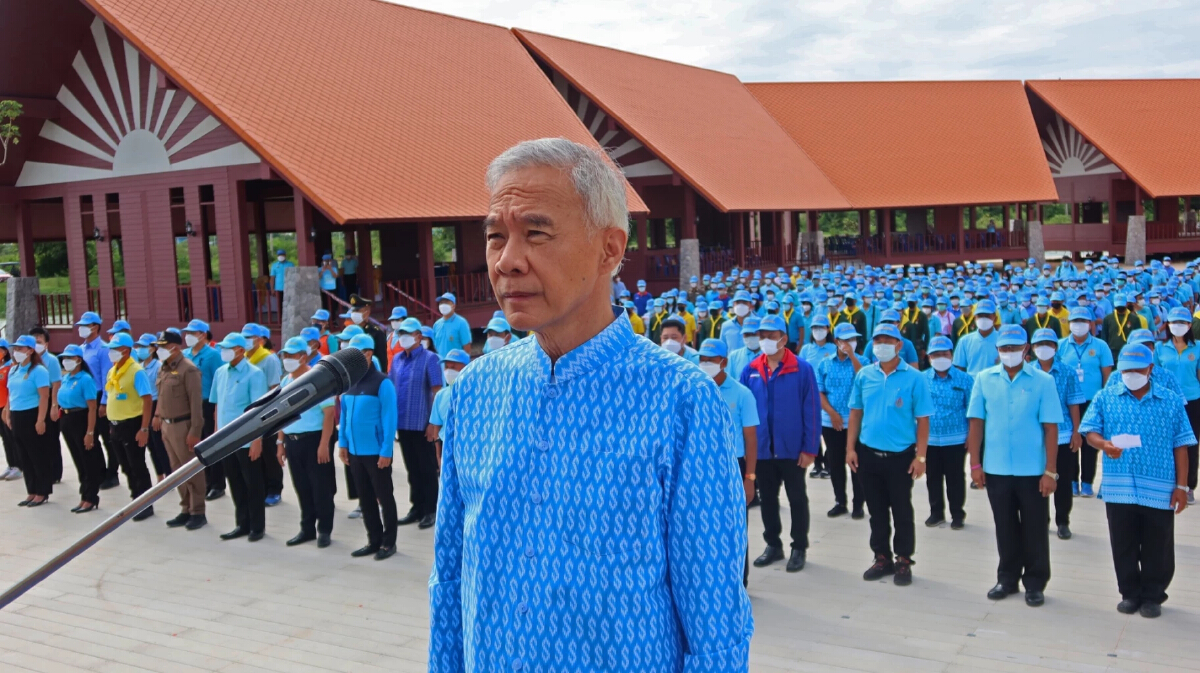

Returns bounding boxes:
[390,0,1200,81]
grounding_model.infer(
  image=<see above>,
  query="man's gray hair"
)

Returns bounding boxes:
[486,138,629,236]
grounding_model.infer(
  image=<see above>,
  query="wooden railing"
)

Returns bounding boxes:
[176,286,193,322]
[646,251,679,280]
[250,289,282,327]
[37,294,74,326]
[435,272,495,306]
[384,280,433,321]
[206,283,223,323]
[825,235,861,258]
[963,229,1025,251]
[888,232,959,254]
[700,249,736,275]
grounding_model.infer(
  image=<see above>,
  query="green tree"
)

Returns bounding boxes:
[0,100,22,167]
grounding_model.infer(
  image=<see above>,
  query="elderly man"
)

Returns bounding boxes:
[430,139,752,672]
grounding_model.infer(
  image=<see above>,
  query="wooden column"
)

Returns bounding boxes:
[356,227,375,300]
[1134,185,1144,216]
[773,211,784,264]
[883,208,892,259]
[958,205,967,255]
[142,187,179,324]
[733,212,746,268]
[63,194,90,321]
[91,192,117,320]
[417,222,437,309]
[184,185,209,321]
[214,177,253,328]
[116,191,152,327]
[636,215,648,251]
[15,202,35,278]
[806,210,818,233]
[681,184,697,240]
[293,188,316,266]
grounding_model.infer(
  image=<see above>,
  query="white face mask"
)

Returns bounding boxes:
[62,359,78,372]
[109,349,125,364]
[734,304,751,317]
[350,312,365,325]
[743,336,760,351]
[975,317,994,332]
[220,348,236,363]
[443,369,460,385]
[872,343,897,362]
[1033,345,1056,361]
[1152,299,1161,306]
[486,336,507,351]
[277,255,286,262]
[282,357,302,373]
[661,338,683,353]
[839,339,857,354]
[34,342,46,354]
[77,326,93,339]
[390,320,404,331]
[423,339,432,350]
[699,362,722,378]
[398,335,417,350]
[185,334,201,348]
[922,307,932,315]
[1170,323,1190,337]
[1070,322,1091,337]
[12,351,27,364]
[439,304,453,316]
[1122,372,1149,391]
[811,328,828,342]
[930,356,953,372]
[157,347,172,361]
[999,351,1025,368]
[308,345,318,355]
[1037,306,1048,315]
[760,338,780,356]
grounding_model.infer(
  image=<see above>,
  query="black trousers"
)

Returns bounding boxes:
[859,445,916,559]
[225,448,266,533]
[147,401,171,478]
[1106,502,1175,604]
[926,443,966,521]
[757,457,809,551]
[97,393,119,481]
[1185,399,1200,490]
[0,406,18,468]
[201,402,225,491]
[738,457,749,586]
[11,409,54,496]
[61,409,104,504]
[822,427,862,508]
[1052,443,1078,526]
[1078,400,1100,485]
[986,474,1050,591]
[344,464,358,501]
[110,417,152,500]
[285,432,336,536]
[47,416,62,483]
[260,431,284,497]
[349,453,397,548]
[397,430,438,517]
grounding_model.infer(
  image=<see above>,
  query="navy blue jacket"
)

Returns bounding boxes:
[739,350,821,460]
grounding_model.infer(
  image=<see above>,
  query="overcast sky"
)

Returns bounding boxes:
[395,0,1200,81]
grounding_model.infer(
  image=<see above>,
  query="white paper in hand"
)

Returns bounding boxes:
[1112,434,1142,450]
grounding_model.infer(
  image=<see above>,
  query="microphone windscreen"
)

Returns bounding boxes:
[317,347,370,393]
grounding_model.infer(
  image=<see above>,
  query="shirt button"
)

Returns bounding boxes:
[537,440,550,452]
[544,385,558,399]
[513,659,524,671]
[525,547,535,558]
[518,602,529,614]
[531,493,542,504]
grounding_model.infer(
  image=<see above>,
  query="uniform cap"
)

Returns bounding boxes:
[280,337,309,355]
[928,335,953,353]
[75,311,103,326]
[442,349,471,365]
[995,324,1027,348]
[1031,328,1058,344]
[1117,343,1154,371]
[215,333,248,350]
[833,323,860,340]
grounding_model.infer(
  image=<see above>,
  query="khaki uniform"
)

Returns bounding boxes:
[156,354,206,514]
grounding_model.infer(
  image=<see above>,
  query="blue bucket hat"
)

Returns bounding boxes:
[107,320,131,334]
[61,344,85,358]
[928,335,953,354]
[279,337,309,355]
[758,315,787,333]
[106,332,135,349]
[996,324,1027,348]
[1068,307,1092,322]
[698,338,728,359]
[442,349,471,366]
[486,317,511,333]
[75,311,103,326]
[1168,307,1192,323]
[1118,344,1154,371]
[741,316,762,334]
[347,334,376,351]
[388,307,408,321]
[872,324,901,340]
[1031,328,1058,344]
[182,319,210,333]
[216,333,248,350]
[311,309,331,322]
[337,325,366,341]
[13,335,38,350]
[833,323,860,340]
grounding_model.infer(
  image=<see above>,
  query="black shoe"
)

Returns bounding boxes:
[205,488,225,501]
[1056,524,1072,540]
[818,469,830,479]
[99,477,120,491]
[827,504,848,518]
[351,544,380,558]
[287,532,316,546]
[166,512,192,528]
[220,527,248,540]
[1117,599,1141,614]
[894,557,913,586]
[987,583,1017,600]
[747,495,760,508]
[418,513,436,529]
[26,498,47,508]
[132,506,154,522]
[397,509,421,526]
[753,545,785,568]
[863,554,895,581]
[317,533,331,548]
[925,515,945,527]
[809,467,821,479]
[17,498,31,507]
[851,506,865,520]
[185,515,207,530]
[1025,590,1045,607]
[950,518,964,530]
[786,549,806,573]
[70,505,82,513]
[75,504,97,514]
[247,530,264,542]
[1138,602,1161,618]
[374,546,397,561]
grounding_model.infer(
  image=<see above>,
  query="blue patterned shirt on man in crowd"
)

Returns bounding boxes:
[924,365,973,446]
[816,351,857,428]
[388,342,443,432]
[1034,359,1086,445]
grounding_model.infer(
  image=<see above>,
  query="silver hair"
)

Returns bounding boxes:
[486,138,629,236]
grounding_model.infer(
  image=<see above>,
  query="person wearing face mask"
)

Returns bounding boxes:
[779,296,804,348]
[344,333,399,559]
[345,294,389,370]
[845,324,932,588]
[210,333,269,541]
[1081,343,1194,619]
[726,317,762,382]
[269,248,293,301]
[659,318,699,365]
[934,299,953,338]
[831,292,867,355]
[319,253,339,293]
[967,325,1063,607]
[483,317,513,354]
[387,318,443,530]
[1154,307,1200,505]
[873,310,920,367]
[799,314,836,369]
[1101,294,1147,361]
[134,333,172,483]
[299,327,324,367]
[74,312,118,490]
[427,349,470,467]
[952,300,1000,375]
[817,323,866,520]
[338,325,383,370]
[274,337,337,549]
[56,344,101,513]
[0,339,19,483]
[696,301,720,344]
[7,335,54,507]
[861,291,882,342]
[645,297,669,345]
[420,325,436,352]
[433,293,472,357]
[899,297,929,364]
[923,336,972,530]
[720,290,756,352]
[310,309,338,357]
[242,324,285,507]
[342,252,360,298]
[103,332,156,521]
[621,300,645,337]
[1031,329,1085,540]
[920,299,941,347]
[150,331,207,530]
[182,319,225,501]
[1059,307,1114,500]
[385,306,410,364]
[1047,292,1070,328]
[28,327,63,484]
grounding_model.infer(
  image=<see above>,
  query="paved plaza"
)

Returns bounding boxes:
[1,451,1198,673]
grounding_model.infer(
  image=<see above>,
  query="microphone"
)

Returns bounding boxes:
[0,348,371,611]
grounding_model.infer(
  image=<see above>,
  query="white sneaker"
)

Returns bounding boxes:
[3,467,21,481]
[348,506,362,519]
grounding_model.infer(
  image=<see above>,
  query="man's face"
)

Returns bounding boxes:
[661,326,685,344]
[485,166,626,332]
[758,329,787,349]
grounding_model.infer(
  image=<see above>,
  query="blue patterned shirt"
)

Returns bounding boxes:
[1080,382,1196,509]
[1105,364,1185,401]
[924,366,973,446]
[387,345,442,431]
[1033,360,1086,445]
[430,312,753,672]
[816,353,857,428]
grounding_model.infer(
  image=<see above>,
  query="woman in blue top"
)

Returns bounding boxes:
[275,337,337,548]
[1156,307,1200,501]
[799,314,836,369]
[5,335,53,506]
[58,345,101,513]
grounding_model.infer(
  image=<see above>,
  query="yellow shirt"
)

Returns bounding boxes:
[246,345,271,367]
[629,312,645,335]
[105,358,146,422]
[681,310,697,344]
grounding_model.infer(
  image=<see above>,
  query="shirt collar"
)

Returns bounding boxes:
[534,307,633,383]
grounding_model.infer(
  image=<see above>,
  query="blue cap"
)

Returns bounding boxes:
[710,300,724,311]
[689,276,698,283]
[299,326,321,342]
[347,334,376,351]
[1051,291,1065,302]
[698,338,728,358]
[872,324,901,340]
[337,325,365,341]
[1035,296,1050,307]
[486,317,511,333]
[880,309,901,323]
[1128,328,1155,345]
[75,311,103,326]
[732,290,753,303]
[61,344,84,358]
[1112,294,1127,308]
[107,320,131,334]
[280,337,309,355]
[652,298,664,308]
[974,299,997,315]
[621,300,634,309]
[928,335,953,353]
[741,316,762,334]
[1168,307,1192,323]
[338,310,354,319]
[439,292,457,304]
[322,253,332,260]
[758,315,787,333]
[240,323,266,339]
[311,309,331,322]
[388,306,408,321]
[833,323,860,340]
[13,335,38,349]
[810,314,831,328]
[442,349,471,365]
[1068,307,1092,322]
[1032,328,1058,344]
[275,249,286,256]
[106,332,135,349]
[396,317,423,334]
[136,333,157,347]
[1118,343,1154,372]
[182,319,210,333]
[216,333,248,350]
[996,324,1027,348]
[420,325,434,338]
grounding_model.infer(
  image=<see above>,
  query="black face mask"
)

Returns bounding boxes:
[845,300,856,309]
[312,322,325,330]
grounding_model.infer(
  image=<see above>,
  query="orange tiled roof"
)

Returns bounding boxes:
[746,81,1059,209]
[1027,79,1200,198]
[82,0,646,223]
[512,29,850,213]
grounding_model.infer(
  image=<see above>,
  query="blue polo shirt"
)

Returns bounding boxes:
[717,374,758,459]
[799,341,836,370]
[725,346,760,382]
[1036,360,1086,445]
[269,259,294,292]
[719,318,747,351]
[433,314,472,356]
[849,360,933,452]
[952,329,999,375]
[42,352,61,384]
[185,344,222,400]
[80,337,110,395]
[428,385,454,443]
[1154,341,1200,401]
[925,366,973,446]
[967,364,1063,476]
[8,363,49,412]
[57,371,98,410]
[1057,334,1114,401]
[816,353,857,428]
[208,359,268,448]
[281,372,334,433]
[140,358,161,401]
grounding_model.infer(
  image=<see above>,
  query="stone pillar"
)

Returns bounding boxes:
[679,238,699,293]
[1026,220,1045,267]
[6,277,39,341]
[1125,215,1146,264]
[281,267,321,342]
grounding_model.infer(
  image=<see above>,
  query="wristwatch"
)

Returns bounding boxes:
[1045,471,1059,481]
[1177,485,1189,492]
[917,456,926,463]
[138,427,149,434]
[745,473,756,481]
